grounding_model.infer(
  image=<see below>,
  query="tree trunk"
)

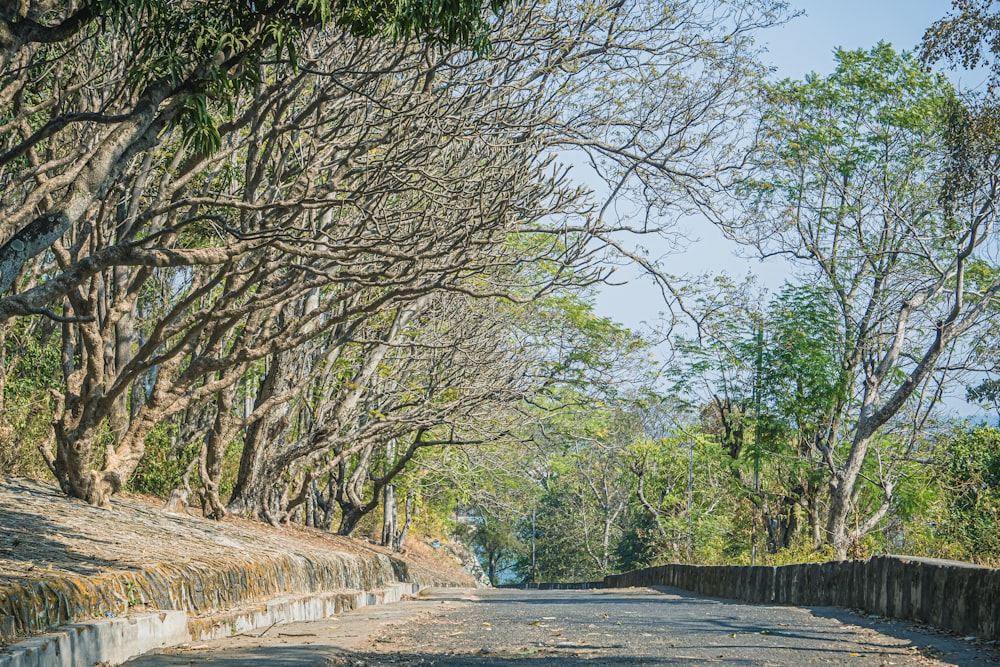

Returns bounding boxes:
[200,388,235,519]
[487,551,499,586]
[227,351,296,518]
[337,505,367,536]
[804,485,823,551]
[381,484,398,548]
[305,479,316,528]
[826,430,873,558]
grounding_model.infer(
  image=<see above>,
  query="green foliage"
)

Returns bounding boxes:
[335,0,504,53]
[967,377,1000,418]
[764,539,838,566]
[516,476,610,582]
[0,399,51,478]
[83,0,506,156]
[0,319,61,478]
[532,293,651,397]
[177,94,223,155]
[471,520,522,585]
[748,43,949,228]
[933,426,1000,562]
[761,283,846,434]
[127,422,195,497]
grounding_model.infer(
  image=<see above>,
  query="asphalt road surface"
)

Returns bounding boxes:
[125,587,1000,666]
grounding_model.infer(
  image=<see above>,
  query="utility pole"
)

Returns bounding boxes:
[751,322,763,566]
[687,435,694,561]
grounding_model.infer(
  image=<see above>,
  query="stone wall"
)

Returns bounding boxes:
[604,555,1000,640]
[0,549,432,645]
[500,582,604,590]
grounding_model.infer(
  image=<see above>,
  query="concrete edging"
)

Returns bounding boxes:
[0,582,421,667]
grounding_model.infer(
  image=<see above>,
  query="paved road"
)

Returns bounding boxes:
[126,587,1000,666]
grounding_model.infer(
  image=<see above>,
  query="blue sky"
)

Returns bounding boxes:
[764,1,952,81]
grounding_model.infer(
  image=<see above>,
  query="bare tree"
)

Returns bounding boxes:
[231,291,537,531]
[33,24,578,506]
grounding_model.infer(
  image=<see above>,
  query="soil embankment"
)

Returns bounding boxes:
[0,479,475,651]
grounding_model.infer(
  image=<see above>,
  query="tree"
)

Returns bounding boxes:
[669,278,843,556]
[758,284,848,550]
[619,393,740,566]
[0,0,504,308]
[725,44,1000,557]
[471,520,523,586]
[2,0,793,514]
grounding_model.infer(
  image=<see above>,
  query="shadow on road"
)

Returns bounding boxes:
[806,605,996,667]
[638,586,998,667]
[131,646,761,666]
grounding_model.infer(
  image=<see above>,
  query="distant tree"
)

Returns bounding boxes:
[669,279,843,555]
[471,520,523,586]
[933,426,1000,562]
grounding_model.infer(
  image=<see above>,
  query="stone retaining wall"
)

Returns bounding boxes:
[0,550,429,644]
[604,555,1000,640]
[0,583,423,667]
[0,480,473,666]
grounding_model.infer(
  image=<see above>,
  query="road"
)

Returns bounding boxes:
[125,587,1000,666]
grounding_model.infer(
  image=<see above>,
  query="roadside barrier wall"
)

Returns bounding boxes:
[0,548,457,666]
[0,550,428,644]
[499,582,604,590]
[604,555,1000,640]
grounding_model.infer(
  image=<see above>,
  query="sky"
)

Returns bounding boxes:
[765,1,953,80]
[593,0,966,328]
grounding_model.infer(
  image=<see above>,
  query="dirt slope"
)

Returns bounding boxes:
[0,478,476,645]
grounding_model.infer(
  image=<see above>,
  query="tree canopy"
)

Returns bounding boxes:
[6,0,1000,576]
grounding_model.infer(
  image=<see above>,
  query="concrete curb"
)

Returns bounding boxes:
[189,582,419,642]
[0,582,421,667]
[0,611,188,667]
[499,582,603,590]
